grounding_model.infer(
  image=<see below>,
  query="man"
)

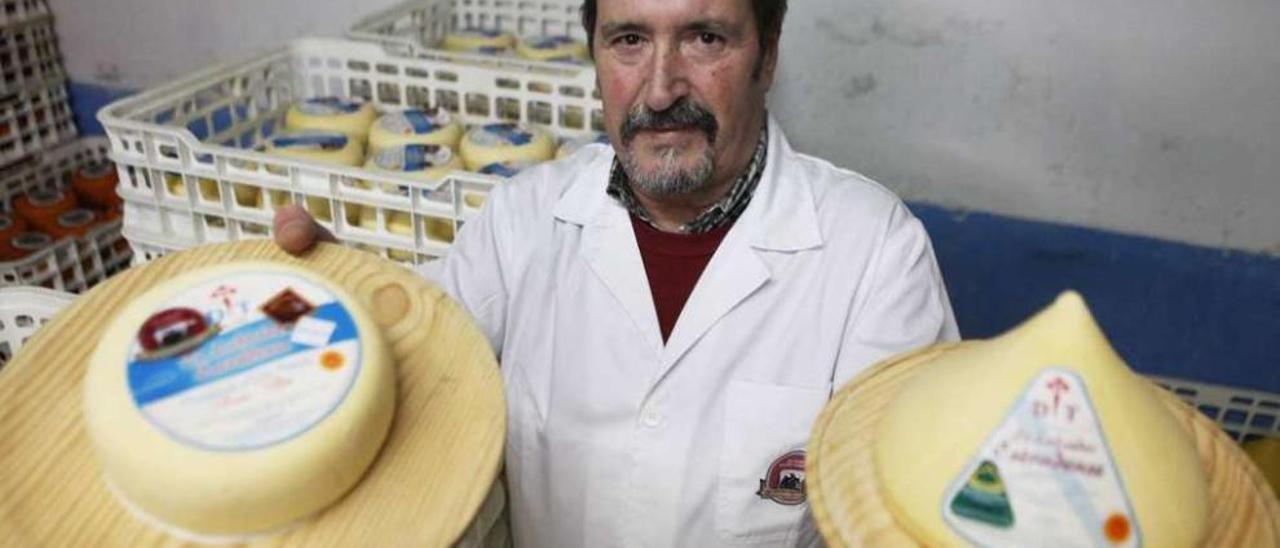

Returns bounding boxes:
[275,0,958,545]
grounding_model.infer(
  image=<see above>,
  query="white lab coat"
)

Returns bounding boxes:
[426,117,959,547]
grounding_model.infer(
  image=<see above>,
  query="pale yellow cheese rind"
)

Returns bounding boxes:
[83,261,397,536]
[874,291,1209,547]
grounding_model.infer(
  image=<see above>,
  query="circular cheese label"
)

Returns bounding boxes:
[478,160,538,178]
[125,272,363,451]
[372,144,454,173]
[457,28,504,39]
[469,123,535,148]
[296,97,365,116]
[526,35,577,50]
[271,132,349,152]
[377,109,451,136]
[79,161,114,179]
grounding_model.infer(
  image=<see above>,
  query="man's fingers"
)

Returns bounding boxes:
[273,205,336,254]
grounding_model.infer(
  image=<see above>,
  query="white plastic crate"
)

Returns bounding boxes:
[1151,375,1280,443]
[0,14,65,96]
[0,77,76,165]
[0,137,132,292]
[99,37,602,266]
[0,284,72,369]
[0,0,49,29]
[348,0,591,72]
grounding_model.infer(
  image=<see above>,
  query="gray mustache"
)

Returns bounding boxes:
[621,98,719,146]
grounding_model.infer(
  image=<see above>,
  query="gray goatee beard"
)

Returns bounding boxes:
[621,145,715,197]
[618,97,719,197]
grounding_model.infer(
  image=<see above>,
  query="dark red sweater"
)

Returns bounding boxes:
[630,214,732,342]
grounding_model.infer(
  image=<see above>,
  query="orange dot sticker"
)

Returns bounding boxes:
[1103,513,1131,543]
[320,351,345,371]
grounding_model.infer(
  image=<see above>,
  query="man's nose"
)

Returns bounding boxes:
[643,43,690,112]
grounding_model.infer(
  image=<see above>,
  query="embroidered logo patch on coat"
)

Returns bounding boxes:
[756,450,807,505]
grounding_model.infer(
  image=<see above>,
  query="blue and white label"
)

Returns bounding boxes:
[379,110,452,136]
[479,162,527,178]
[297,97,365,116]
[528,35,577,50]
[470,123,535,147]
[272,132,349,151]
[126,272,363,452]
[943,368,1139,547]
[372,144,453,173]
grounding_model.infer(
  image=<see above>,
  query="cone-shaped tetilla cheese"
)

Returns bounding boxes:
[874,291,1208,547]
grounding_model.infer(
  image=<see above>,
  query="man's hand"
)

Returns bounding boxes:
[273,204,337,254]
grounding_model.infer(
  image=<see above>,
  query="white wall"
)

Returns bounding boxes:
[52,0,1280,252]
[772,0,1280,253]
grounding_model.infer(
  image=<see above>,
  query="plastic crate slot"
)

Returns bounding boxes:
[496,97,519,120]
[435,70,458,83]
[559,105,584,129]
[436,90,460,113]
[1223,409,1248,425]
[348,60,371,73]
[376,64,399,76]
[1175,387,1197,397]
[158,145,178,160]
[211,106,235,134]
[465,92,491,116]
[1230,396,1255,406]
[186,119,209,140]
[1250,414,1277,429]
[591,109,605,132]
[406,67,430,80]
[405,85,431,108]
[1261,401,1280,410]
[377,82,401,105]
[1197,405,1220,419]
[350,79,373,101]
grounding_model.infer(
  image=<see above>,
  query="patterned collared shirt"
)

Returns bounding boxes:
[606,124,769,234]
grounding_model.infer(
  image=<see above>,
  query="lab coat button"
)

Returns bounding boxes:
[641,408,663,428]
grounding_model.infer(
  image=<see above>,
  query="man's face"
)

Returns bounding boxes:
[594,0,777,197]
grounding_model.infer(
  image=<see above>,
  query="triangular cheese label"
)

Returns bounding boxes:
[942,368,1141,547]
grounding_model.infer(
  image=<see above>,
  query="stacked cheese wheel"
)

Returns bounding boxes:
[2,163,123,262]
[244,92,611,260]
[83,261,397,540]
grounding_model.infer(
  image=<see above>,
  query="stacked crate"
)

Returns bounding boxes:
[0,0,130,292]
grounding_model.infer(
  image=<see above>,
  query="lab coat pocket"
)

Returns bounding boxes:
[717,379,830,544]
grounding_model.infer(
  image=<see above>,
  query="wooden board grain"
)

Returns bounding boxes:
[0,240,506,547]
[807,342,1280,548]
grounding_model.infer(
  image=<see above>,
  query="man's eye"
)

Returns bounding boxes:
[698,32,722,45]
[616,34,643,46]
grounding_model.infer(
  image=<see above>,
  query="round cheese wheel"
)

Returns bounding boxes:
[368,109,464,151]
[72,160,122,209]
[441,29,515,54]
[83,261,396,539]
[516,35,589,62]
[458,123,555,171]
[285,97,377,142]
[556,132,610,159]
[364,144,464,193]
[14,187,77,233]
